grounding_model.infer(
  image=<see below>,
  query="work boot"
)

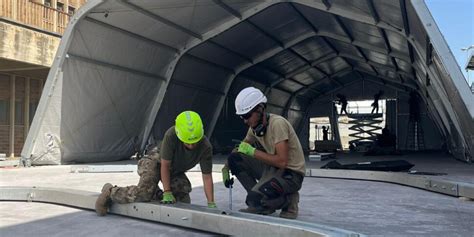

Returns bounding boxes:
[280,192,299,219]
[239,206,275,215]
[95,183,113,216]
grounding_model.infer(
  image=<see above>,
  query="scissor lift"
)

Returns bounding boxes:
[347,113,383,148]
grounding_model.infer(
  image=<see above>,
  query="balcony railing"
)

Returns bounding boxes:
[1,0,72,35]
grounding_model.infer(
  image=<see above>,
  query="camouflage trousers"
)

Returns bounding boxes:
[109,157,192,204]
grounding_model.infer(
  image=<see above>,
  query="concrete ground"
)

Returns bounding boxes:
[1,152,474,236]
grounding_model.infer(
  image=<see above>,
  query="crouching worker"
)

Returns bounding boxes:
[223,87,305,219]
[95,111,216,216]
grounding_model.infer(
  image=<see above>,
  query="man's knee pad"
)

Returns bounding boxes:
[227,152,244,175]
[258,178,285,199]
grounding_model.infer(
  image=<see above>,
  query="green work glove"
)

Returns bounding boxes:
[238,142,256,157]
[160,191,176,204]
[207,202,217,208]
[222,166,234,188]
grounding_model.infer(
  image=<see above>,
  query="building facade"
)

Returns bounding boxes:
[0,0,87,157]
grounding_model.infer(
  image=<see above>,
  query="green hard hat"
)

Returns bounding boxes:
[175,111,204,144]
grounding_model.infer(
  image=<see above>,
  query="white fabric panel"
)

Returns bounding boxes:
[30,72,64,165]
[385,30,409,56]
[262,50,307,74]
[172,55,232,91]
[153,83,225,140]
[58,59,161,163]
[150,0,233,35]
[318,57,349,75]
[293,4,345,36]
[266,88,291,108]
[266,105,284,115]
[229,76,267,97]
[287,110,304,128]
[278,80,304,92]
[212,22,280,60]
[341,18,386,50]
[221,0,264,13]
[250,3,313,43]
[188,42,246,70]
[292,37,333,62]
[372,0,404,29]
[152,53,233,139]
[69,20,174,77]
[290,96,310,111]
[88,1,191,49]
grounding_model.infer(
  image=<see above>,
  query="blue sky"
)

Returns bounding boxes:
[425,0,474,85]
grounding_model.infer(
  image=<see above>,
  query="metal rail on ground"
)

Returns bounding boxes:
[307,169,474,199]
[0,186,364,237]
[64,164,474,199]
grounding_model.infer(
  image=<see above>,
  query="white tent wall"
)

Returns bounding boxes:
[58,59,161,163]
[22,0,474,165]
[409,1,474,159]
[286,96,308,126]
[396,93,444,150]
[152,55,235,141]
[22,0,181,164]
[20,1,100,165]
[56,8,175,163]
[266,88,292,115]
[28,71,64,165]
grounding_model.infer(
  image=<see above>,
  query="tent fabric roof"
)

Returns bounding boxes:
[22,0,474,164]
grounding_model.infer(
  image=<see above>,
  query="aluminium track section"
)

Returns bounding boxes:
[307,169,474,199]
[73,164,474,198]
[187,164,474,199]
[0,186,363,237]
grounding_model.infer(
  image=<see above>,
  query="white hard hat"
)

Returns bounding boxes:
[235,87,267,115]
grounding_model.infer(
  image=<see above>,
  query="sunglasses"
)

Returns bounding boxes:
[240,110,254,120]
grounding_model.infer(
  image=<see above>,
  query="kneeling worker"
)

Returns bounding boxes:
[223,87,305,219]
[95,111,216,216]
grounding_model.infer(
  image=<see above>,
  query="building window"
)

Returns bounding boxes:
[15,102,24,125]
[29,102,39,125]
[68,6,76,15]
[57,2,65,11]
[0,100,9,125]
[44,0,52,7]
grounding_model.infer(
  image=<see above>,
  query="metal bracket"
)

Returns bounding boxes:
[424,180,458,196]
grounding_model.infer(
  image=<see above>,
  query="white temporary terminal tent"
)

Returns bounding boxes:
[21,0,473,165]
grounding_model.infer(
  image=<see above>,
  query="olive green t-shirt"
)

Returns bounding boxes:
[160,126,213,174]
[245,114,306,175]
